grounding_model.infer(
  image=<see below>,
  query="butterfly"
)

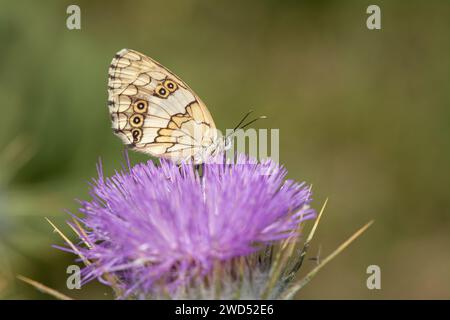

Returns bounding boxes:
[108,49,262,163]
[108,49,224,163]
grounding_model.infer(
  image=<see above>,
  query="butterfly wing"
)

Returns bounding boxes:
[108,48,218,162]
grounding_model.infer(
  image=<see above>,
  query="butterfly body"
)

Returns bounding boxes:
[108,49,222,163]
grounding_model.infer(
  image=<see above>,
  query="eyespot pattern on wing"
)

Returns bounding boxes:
[107,48,220,162]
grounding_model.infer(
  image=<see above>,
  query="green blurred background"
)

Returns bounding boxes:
[1,0,449,299]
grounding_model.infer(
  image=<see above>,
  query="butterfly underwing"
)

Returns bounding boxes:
[108,49,223,163]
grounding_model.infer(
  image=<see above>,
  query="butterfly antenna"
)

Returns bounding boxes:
[225,111,267,141]
[232,110,254,132]
[222,113,267,165]
[225,110,254,141]
[238,115,267,131]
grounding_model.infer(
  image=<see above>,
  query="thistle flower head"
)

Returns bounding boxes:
[68,154,315,299]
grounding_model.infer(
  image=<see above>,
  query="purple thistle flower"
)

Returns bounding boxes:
[66,154,316,299]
